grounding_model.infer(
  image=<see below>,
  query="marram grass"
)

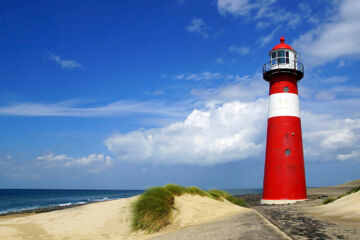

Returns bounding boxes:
[131,184,248,233]
[322,185,360,205]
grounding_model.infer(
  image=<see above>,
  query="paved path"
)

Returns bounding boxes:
[241,182,360,240]
[149,210,290,240]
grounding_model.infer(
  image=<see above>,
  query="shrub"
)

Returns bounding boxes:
[347,186,360,194]
[164,184,188,196]
[186,186,208,196]
[132,187,174,233]
[322,185,360,205]
[208,189,247,207]
[322,197,335,205]
[132,185,248,233]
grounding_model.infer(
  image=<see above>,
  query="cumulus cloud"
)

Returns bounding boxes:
[302,115,360,162]
[105,101,360,165]
[292,0,360,66]
[105,100,268,165]
[48,53,83,69]
[37,152,112,171]
[186,18,208,38]
[102,68,360,166]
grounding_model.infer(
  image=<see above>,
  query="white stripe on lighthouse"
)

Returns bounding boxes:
[268,93,300,118]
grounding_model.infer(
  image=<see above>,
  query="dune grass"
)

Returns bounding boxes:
[322,185,360,205]
[131,184,247,233]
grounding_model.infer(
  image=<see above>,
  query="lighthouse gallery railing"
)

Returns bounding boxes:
[262,60,304,75]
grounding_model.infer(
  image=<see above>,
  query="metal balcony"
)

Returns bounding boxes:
[262,60,304,81]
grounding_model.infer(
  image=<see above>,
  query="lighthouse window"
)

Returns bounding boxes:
[283,86,289,92]
[286,51,290,63]
[271,50,290,65]
[285,149,291,156]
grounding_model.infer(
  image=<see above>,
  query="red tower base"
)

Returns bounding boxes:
[262,116,307,204]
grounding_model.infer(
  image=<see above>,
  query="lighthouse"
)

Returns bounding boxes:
[261,36,307,204]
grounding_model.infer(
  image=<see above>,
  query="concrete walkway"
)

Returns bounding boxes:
[149,210,290,240]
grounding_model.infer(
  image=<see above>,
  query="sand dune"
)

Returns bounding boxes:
[0,194,249,240]
[307,191,360,225]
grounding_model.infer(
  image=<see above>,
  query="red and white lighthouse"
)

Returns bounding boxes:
[261,36,307,204]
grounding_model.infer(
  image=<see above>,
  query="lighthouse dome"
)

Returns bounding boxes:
[271,36,294,51]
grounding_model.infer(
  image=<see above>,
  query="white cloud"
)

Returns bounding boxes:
[49,53,83,70]
[190,73,267,103]
[256,21,270,29]
[0,99,187,118]
[302,116,360,162]
[257,26,280,47]
[217,0,255,17]
[37,152,112,170]
[105,100,268,166]
[174,72,250,83]
[103,70,360,166]
[337,151,360,161]
[186,18,208,38]
[228,45,250,55]
[292,0,360,66]
[217,0,300,29]
[105,100,360,165]
[315,91,336,101]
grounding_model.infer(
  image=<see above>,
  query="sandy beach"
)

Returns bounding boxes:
[1,180,360,240]
[0,194,250,240]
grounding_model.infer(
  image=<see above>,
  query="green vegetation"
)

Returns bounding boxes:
[322,185,360,205]
[322,197,335,204]
[131,184,248,233]
[208,189,248,207]
[347,186,360,194]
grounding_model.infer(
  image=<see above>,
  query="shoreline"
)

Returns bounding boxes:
[0,183,347,218]
[1,181,359,240]
[0,197,130,218]
[0,189,258,218]
[0,202,90,217]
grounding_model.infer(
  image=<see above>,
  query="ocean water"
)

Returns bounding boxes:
[0,188,262,215]
[0,189,143,214]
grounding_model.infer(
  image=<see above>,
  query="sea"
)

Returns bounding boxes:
[0,188,262,215]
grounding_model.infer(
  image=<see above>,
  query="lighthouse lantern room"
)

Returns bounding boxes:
[261,36,307,204]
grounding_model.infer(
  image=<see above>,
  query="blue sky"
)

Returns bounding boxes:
[1,0,360,189]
